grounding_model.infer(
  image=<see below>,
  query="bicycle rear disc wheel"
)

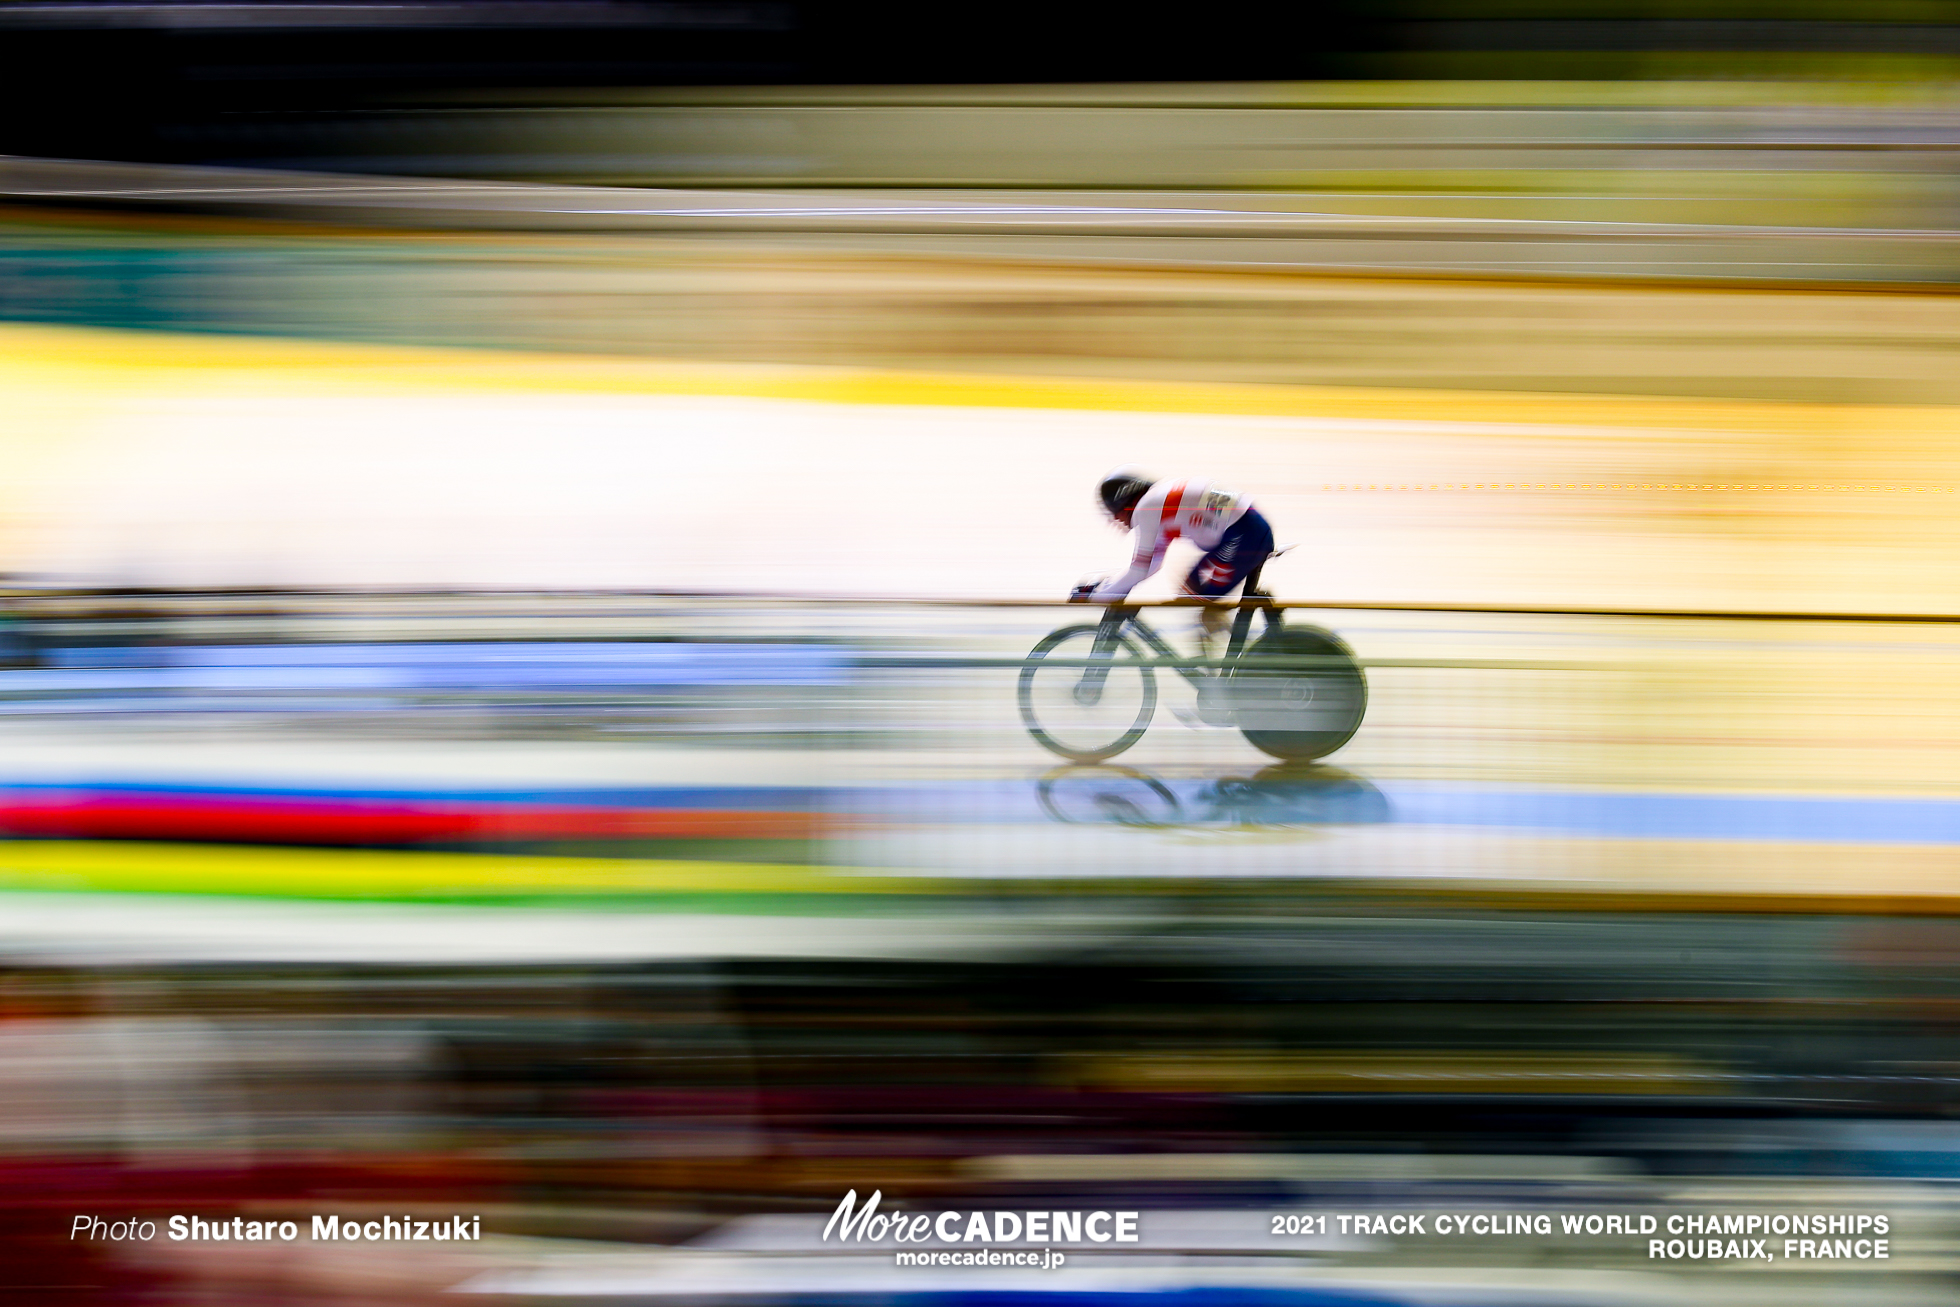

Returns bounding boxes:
[1018,624,1157,762]
[1230,624,1367,761]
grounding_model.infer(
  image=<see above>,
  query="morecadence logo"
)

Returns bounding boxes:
[822,1188,1138,1263]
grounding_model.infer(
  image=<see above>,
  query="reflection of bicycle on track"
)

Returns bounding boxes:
[1036,763,1390,830]
[1018,555,1367,763]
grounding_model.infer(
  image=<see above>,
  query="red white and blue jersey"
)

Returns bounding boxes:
[1091,479,1253,602]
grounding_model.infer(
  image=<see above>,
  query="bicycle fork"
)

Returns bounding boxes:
[1072,606,1134,706]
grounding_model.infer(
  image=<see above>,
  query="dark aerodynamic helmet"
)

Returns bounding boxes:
[1097,467,1155,525]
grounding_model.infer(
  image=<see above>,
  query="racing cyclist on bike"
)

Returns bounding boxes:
[1072,467,1275,655]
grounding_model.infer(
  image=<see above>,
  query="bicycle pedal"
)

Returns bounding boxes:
[1171,700,1235,730]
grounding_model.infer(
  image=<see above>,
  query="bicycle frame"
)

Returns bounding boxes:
[1086,560,1284,689]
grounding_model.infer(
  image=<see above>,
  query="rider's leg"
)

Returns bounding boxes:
[1195,600,1232,657]
[1183,509,1275,657]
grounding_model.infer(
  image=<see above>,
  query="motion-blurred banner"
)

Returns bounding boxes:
[9,3,1960,1305]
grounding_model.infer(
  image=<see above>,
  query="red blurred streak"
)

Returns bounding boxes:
[0,798,827,844]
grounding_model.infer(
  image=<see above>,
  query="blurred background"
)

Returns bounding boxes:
[6,3,1960,1304]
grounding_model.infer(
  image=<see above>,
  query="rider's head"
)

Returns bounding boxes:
[1098,467,1155,528]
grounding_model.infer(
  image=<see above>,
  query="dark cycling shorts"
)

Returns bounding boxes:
[1183,508,1274,597]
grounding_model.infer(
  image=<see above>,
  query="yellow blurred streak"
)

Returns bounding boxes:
[3,319,1957,436]
[566,80,1960,110]
[0,840,931,902]
[8,834,1956,912]
[1067,1051,1730,1096]
[1257,168,1905,205]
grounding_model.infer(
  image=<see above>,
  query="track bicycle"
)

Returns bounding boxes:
[1017,558,1367,763]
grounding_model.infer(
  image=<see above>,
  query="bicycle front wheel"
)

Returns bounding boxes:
[1018,624,1157,762]
[1037,764,1182,827]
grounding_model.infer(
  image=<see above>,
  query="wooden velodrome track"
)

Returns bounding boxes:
[4,217,1960,936]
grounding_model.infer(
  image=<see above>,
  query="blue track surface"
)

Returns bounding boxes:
[5,776,1960,844]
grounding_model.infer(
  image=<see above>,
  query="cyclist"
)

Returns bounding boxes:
[1072,467,1275,653]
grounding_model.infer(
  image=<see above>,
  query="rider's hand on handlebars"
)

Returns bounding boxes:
[1068,576,1106,604]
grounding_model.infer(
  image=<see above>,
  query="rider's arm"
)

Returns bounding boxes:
[1089,503,1169,602]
